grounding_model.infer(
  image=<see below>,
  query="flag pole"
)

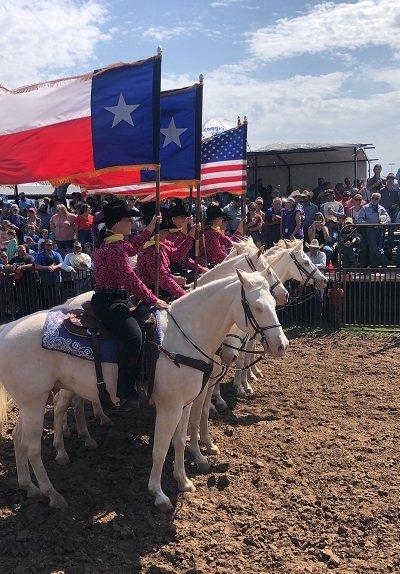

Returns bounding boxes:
[238,116,246,235]
[154,45,162,298]
[193,73,204,288]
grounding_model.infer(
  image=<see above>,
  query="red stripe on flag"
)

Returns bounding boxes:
[201,164,245,174]
[0,117,94,184]
[200,175,246,186]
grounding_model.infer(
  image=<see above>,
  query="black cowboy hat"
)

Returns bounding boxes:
[168,203,188,219]
[205,204,232,223]
[139,201,170,229]
[102,198,141,229]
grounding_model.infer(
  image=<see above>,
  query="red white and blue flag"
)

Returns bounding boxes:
[88,122,247,200]
[0,56,161,185]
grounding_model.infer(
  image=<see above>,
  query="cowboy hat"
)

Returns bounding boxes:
[344,217,354,225]
[168,204,189,219]
[205,205,232,223]
[305,239,323,249]
[140,201,170,229]
[102,198,141,229]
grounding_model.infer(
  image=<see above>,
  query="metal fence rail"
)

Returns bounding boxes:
[1,267,399,329]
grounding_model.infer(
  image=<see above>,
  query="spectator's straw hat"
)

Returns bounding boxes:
[299,190,313,199]
[344,217,354,225]
[305,239,323,249]
[326,215,338,223]
[386,173,395,180]
[289,190,301,199]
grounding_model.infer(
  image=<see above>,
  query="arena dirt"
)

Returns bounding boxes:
[0,331,399,574]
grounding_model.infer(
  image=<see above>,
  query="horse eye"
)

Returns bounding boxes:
[304,261,310,265]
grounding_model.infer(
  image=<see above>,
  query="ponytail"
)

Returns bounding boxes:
[95,226,107,248]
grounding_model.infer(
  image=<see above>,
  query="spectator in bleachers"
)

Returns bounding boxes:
[62,240,92,295]
[50,204,77,255]
[305,238,326,323]
[347,193,366,220]
[38,229,49,251]
[0,221,13,250]
[340,217,361,267]
[379,173,399,221]
[10,244,36,315]
[320,189,345,222]
[24,207,41,234]
[246,202,263,246]
[356,192,390,267]
[263,197,283,247]
[35,239,63,307]
[343,177,353,193]
[223,196,243,234]
[255,197,265,221]
[366,164,384,197]
[312,177,325,204]
[6,229,18,261]
[334,182,345,200]
[37,203,51,230]
[76,204,94,246]
[300,190,318,237]
[8,205,25,243]
[17,192,35,214]
[24,224,40,248]
[308,212,334,264]
[281,196,303,240]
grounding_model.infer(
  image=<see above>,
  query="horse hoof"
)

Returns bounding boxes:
[205,443,220,455]
[215,400,228,412]
[196,459,211,474]
[155,499,174,513]
[55,453,70,466]
[244,386,254,395]
[26,484,42,498]
[236,389,247,398]
[209,404,219,418]
[49,492,68,510]
[84,437,98,449]
[179,480,196,493]
[100,415,113,427]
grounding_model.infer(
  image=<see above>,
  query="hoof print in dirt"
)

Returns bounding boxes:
[216,474,230,490]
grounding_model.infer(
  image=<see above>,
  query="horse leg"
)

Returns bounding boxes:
[212,382,228,412]
[172,405,196,492]
[242,340,255,395]
[72,396,97,449]
[12,415,41,498]
[233,350,247,397]
[92,401,113,427]
[200,386,220,455]
[148,404,183,513]
[21,402,67,508]
[188,387,210,473]
[53,389,74,465]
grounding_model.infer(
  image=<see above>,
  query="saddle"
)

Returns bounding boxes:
[63,302,158,410]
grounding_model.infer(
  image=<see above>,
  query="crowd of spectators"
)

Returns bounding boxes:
[0,191,97,319]
[244,164,400,269]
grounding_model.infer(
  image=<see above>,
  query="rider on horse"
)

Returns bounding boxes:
[91,199,168,411]
[199,204,244,267]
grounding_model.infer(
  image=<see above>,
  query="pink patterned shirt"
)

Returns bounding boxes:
[199,227,241,267]
[165,230,207,272]
[93,230,158,305]
[136,241,186,299]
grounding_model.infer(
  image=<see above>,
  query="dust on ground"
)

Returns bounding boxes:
[0,332,399,574]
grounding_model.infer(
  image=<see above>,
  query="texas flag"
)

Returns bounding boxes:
[0,55,161,185]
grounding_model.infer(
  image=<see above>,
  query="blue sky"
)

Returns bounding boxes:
[1,0,399,174]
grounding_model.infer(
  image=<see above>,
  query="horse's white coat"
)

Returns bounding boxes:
[0,271,288,511]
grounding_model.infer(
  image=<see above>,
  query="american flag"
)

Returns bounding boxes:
[200,123,247,197]
[88,123,247,200]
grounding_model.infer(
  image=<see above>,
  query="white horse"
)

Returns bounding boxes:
[50,246,288,464]
[0,270,288,511]
[211,239,327,403]
[187,239,327,469]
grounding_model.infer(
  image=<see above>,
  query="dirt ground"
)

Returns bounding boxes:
[0,331,399,574]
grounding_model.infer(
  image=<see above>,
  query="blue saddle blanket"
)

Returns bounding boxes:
[42,308,163,364]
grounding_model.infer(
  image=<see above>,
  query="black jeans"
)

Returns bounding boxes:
[91,292,143,400]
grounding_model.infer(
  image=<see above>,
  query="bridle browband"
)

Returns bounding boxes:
[244,253,281,297]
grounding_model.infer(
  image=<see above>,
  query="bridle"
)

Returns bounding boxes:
[244,253,281,298]
[240,285,281,347]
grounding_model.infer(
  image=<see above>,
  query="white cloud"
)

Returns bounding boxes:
[142,25,197,42]
[210,0,240,7]
[163,66,400,171]
[249,0,400,62]
[0,0,109,88]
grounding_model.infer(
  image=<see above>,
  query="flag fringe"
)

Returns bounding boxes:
[47,164,159,187]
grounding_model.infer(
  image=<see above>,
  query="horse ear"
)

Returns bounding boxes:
[256,246,264,259]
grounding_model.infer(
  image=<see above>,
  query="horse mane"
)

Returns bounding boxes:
[266,238,301,264]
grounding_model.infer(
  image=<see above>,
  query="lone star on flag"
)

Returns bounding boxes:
[160,117,188,148]
[105,93,140,128]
